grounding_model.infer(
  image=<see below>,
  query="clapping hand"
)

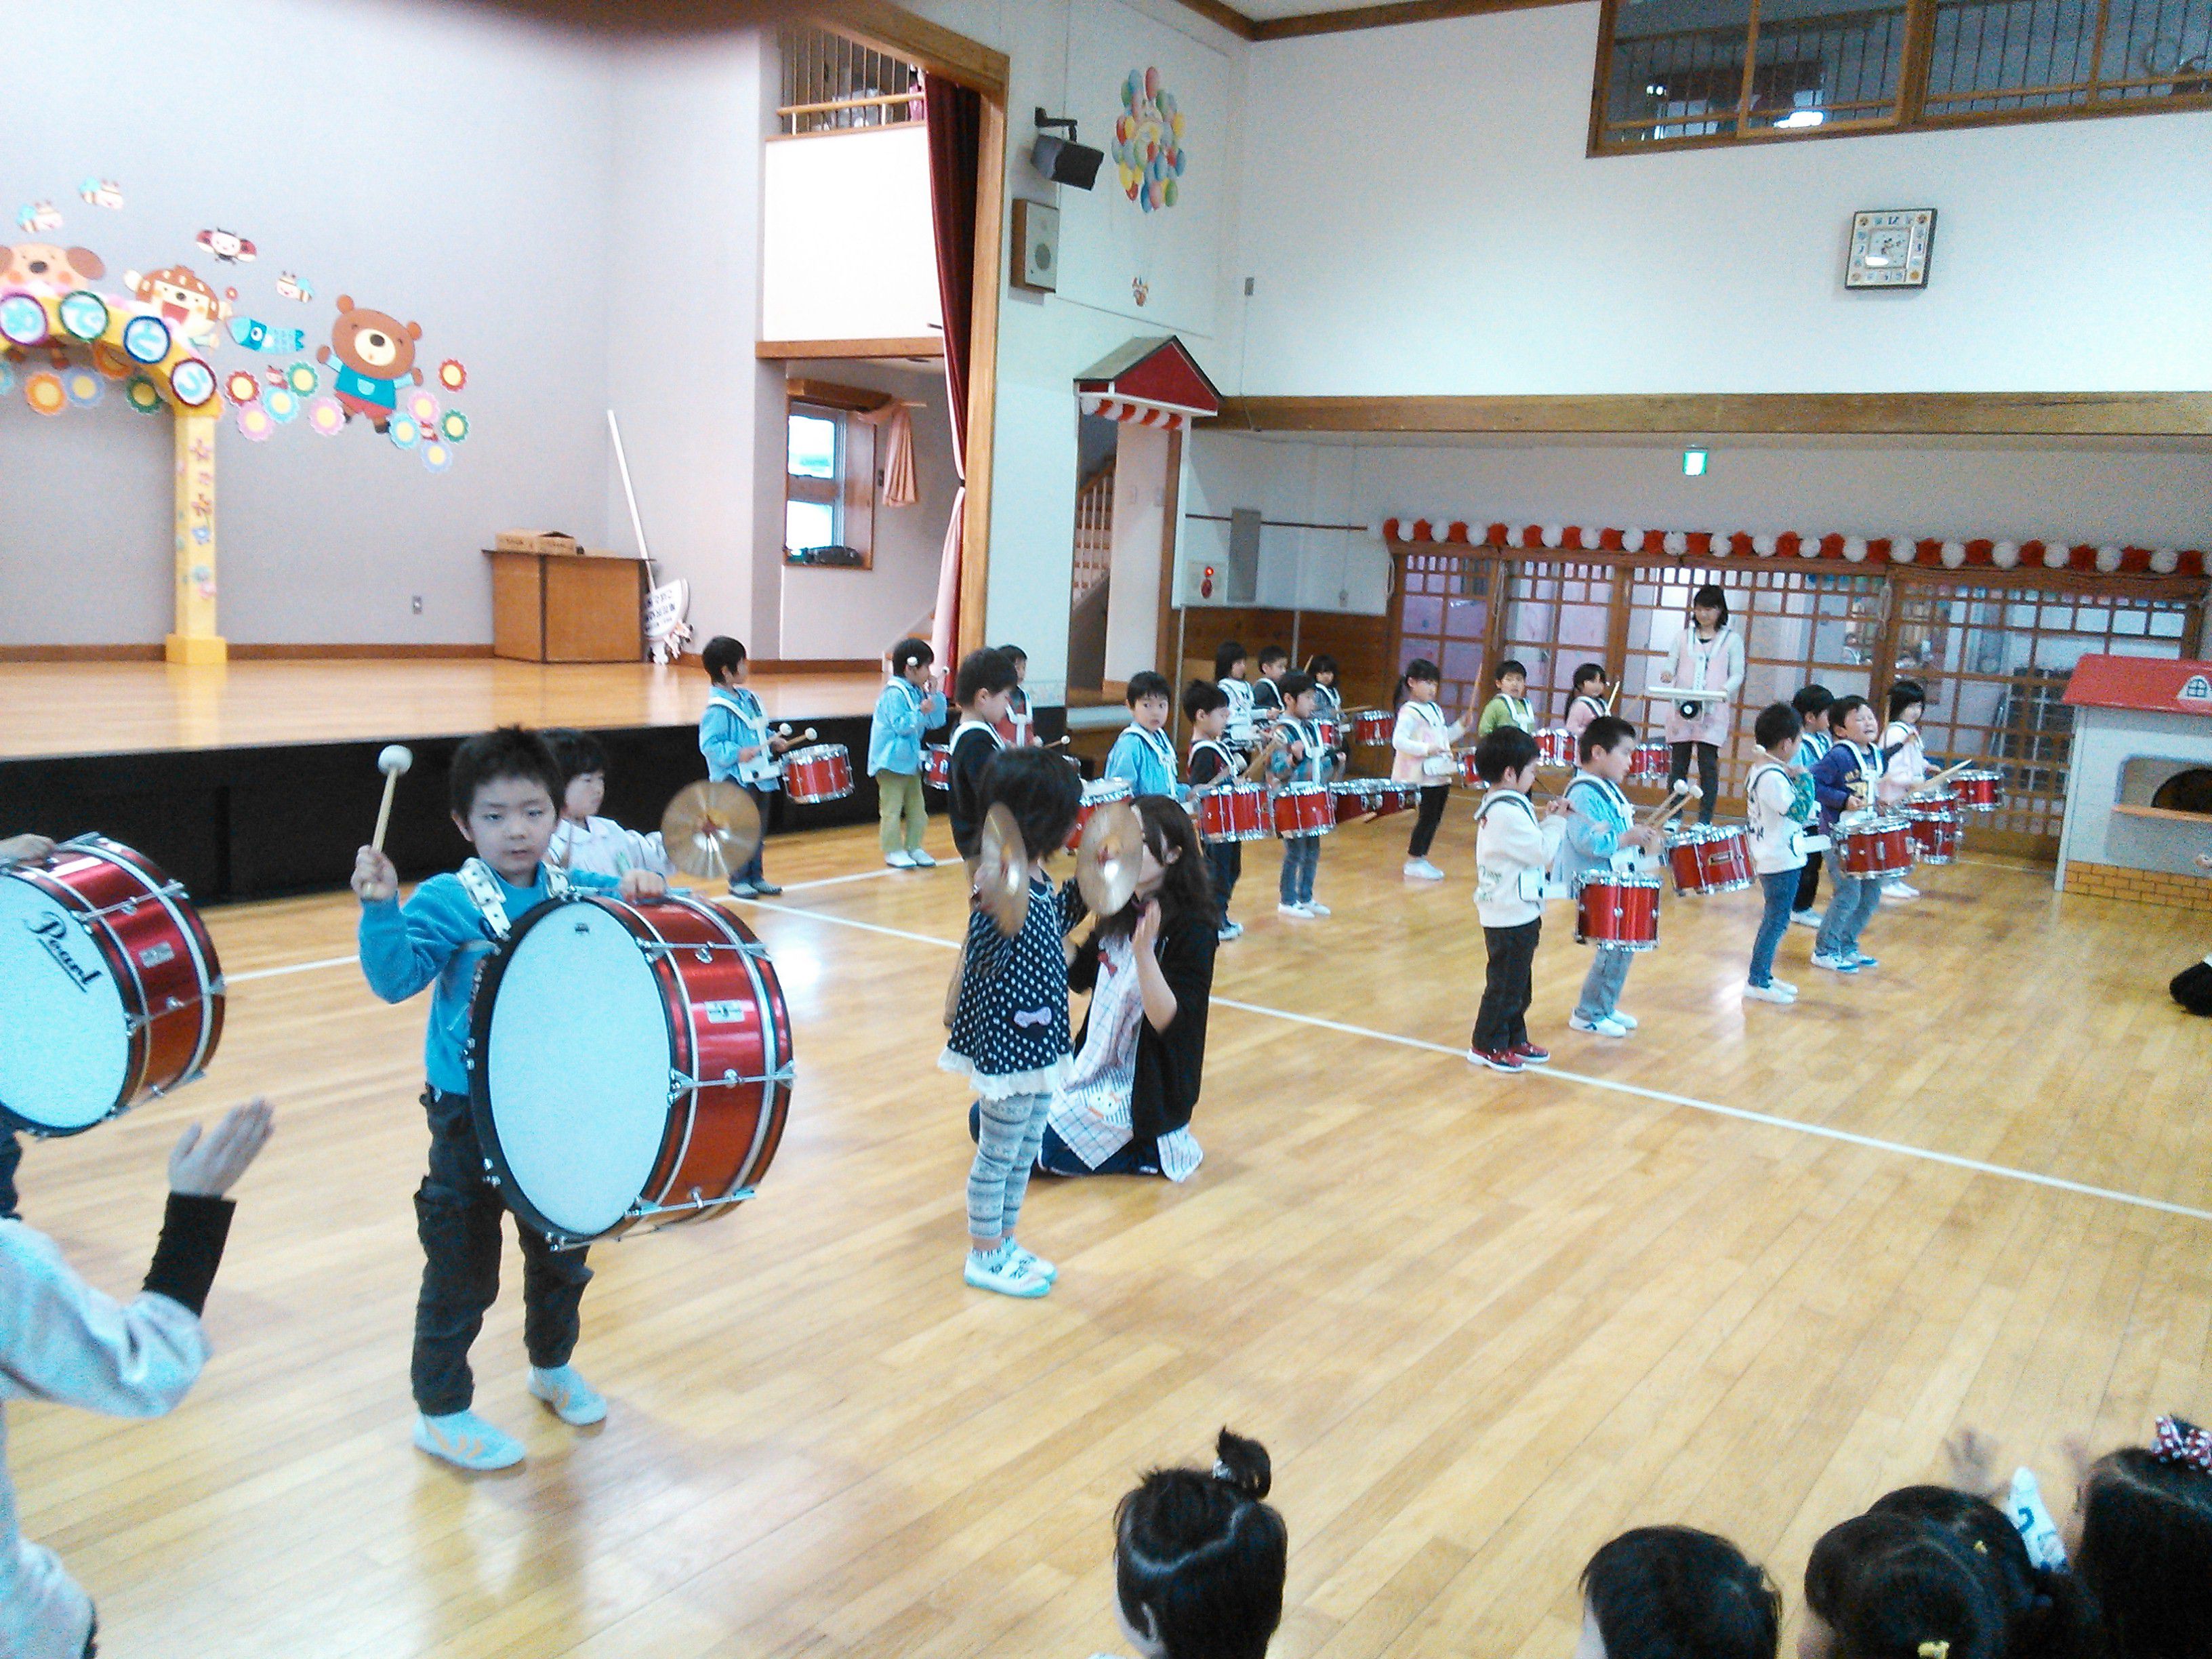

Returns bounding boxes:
[169,1098,276,1199]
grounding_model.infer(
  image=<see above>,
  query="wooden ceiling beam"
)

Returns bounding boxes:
[1166,0,1584,43]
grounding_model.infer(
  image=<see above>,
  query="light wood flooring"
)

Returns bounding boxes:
[14,813,2212,1658]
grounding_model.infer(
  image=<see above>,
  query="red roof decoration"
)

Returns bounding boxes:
[2063,654,2212,714]
[1076,337,1221,430]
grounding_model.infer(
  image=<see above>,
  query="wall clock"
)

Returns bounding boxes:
[1847,209,1936,289]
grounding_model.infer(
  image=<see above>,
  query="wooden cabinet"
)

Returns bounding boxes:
[485,550,647,663]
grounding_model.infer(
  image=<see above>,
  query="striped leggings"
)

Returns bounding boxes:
[968,1092,1050,1241]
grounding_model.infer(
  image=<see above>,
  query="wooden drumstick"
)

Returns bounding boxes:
[373,745,413,854]
[1649,784,1700,834]
[1923,756,1984,789]
[1633,779,1687,827]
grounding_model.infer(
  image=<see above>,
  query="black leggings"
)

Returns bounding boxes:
[1669,741,1719,825]
[1795,851,1822,912]
[1407,785,1452,858]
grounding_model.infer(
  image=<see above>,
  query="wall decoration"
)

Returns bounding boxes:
[438,409,468,443]
[0,361,14,396]
[122,265,232,348]
[315,295,424,433]
[167,356,216,407]
[388,412,421,449]
[420,438,452,474]
[77,178,123,211]
[306,394,346,435]
[1111,68,1187,213]
[229,315,304,353]
[436,357,466,391]
[223,369,260,405]
[120,312,171,363]
[61,365,102,407]
[195,228,256,263]
[56,291,108,342]
[405,386,439,428]
[235,403,274,442]
[274,271,312,303]
[16,201,62,234]
[2,243,104,293]
[0,293,47,346]
[123,373,163,414]
[263,385,300,423]
[283,361,317,395]
[24,371,66,415]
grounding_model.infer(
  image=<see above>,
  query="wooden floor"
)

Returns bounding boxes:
[0,661,884,760]
[15,815,2212,1658]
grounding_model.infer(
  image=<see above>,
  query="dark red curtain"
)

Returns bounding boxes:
[922,72,981,663]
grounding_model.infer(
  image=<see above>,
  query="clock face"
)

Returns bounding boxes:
[1847,209,1936,289]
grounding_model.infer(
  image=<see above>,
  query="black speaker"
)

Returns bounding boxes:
[1031,134,1104,190]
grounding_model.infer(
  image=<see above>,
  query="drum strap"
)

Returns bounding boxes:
[457,859,571,942]
[1190,738,1236,782]
[1474,790,1536,826]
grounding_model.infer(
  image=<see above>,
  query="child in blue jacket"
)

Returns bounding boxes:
[698,636,789,896]
[1549,716,1661,1038]
[867,636,946,869]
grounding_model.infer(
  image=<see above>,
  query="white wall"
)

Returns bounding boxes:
[762,128,942,343]
[1231,5,2212,395]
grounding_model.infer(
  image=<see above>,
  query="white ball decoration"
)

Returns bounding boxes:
[1888,535,1917,564]
[2096,543,2123,573]
[1841,536,1868,563]
[1752,533,1776,556]
[2042,541,2070,569]
[1540,523,1565,548]
[1796,531,1824,558]
[1622,527,1645,552]
[1708,531,1732,556]
[1991,540,2020,569]
[1940,540,1967,569]
[2150,547,2179,575]
[1663,530,1687,556]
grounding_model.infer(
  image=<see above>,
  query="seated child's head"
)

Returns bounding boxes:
[996,642,1028,682]
[1277,671,1317,716]
[542,727,611,823]
[1475,724,1538,790]
[1792,684,1835,722]
[1574,662,1610,697]
[890,636,934,684]
[1306,653,1338,687]
[447,726,565,883]
[1754,702,1803,761]
[1868,1486,2097,1659]
[1827,695,1877,742]
[1402,658,1441,702]
[1887,680,1925,727]
[1581,714,1639,777]
[1256,646,1289,680]
[1126,670,1174,729]
[979,746,1081,863]
[1183,678,1231,740]
[702,636,747,687]
[1802,1511,2007,1659]
[956,648,1019,722]
[1112,1428,1286,1659]
[1216,640,1248,682]
[1496,659,1528,698]
[2073,1416,2212,1659]
[1575,1525,1778,1659]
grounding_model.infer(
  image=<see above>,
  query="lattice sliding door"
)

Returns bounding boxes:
[1393,551,1492,714]
[1496,561,1616,724]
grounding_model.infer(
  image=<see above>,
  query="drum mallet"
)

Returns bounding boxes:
[373,745,413,853]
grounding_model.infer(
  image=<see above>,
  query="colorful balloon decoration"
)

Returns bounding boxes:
[1112,66,1187,213]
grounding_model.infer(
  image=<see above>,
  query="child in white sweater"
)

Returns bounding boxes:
[1469,726,1567,1073]
[1742,702,1816,1005]
[544,728,675,880]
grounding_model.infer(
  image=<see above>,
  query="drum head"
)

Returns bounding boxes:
[476,901,674,1240]
[0,880,128,1131]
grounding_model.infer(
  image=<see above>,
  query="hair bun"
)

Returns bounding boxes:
[1212,1427,1272,1500]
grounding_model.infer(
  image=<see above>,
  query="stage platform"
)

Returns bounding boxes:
[1,660,1064,904]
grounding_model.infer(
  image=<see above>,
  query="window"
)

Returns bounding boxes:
[783,390,877,568]
[1593,0,2212,150]
[786,409,841,556]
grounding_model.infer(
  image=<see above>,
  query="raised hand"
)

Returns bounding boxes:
[169,1098,276,1198]
[352,845,399,903]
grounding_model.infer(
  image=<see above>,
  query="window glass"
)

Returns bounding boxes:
[785,499,836,554]
[787,412,838,479]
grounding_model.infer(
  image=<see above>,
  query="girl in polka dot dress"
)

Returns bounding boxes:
[940,748,1087,1298]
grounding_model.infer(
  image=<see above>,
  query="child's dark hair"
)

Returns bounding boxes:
[1692,583,1730,624]
[1572,662,1609,693]
[1804,1512,2007,1659]
[1792,683,1835,718]
[1582,714,1638,761]
[1581,1525,1780,1659]
[701,636,747,681]
[1305,653,1338,680]
[1475,724,1538,784]
[979,746,1081,862]
[449,726,564,817]
[996,642,1027,668]
[1399,658,1442,702]
[1495,658,1528,682]
[1113,1428,1286,1659]
[1256,645,1289,672]
[1214,640,1247,680]
[1277,671,1315,704]
[2076,1423,2212,1659]
[1887,678,1926,722]
[1870,1486,2102,1659]
[1127,670,1174,707]
[1183,679,1229,720]
[1828,693,1870,731]
[956,647,1019,706]
[540,727,609,787]
[1753,702,1803,751]
[889,636,933,676]
[1087,796,1213,944]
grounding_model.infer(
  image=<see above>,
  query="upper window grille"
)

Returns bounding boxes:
[778,26,924,136]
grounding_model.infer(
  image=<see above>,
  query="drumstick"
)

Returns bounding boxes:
[1649,785,1701,835]
[1923,757,1984,789]
[372,745,413,854]
[1633,780,1689,826]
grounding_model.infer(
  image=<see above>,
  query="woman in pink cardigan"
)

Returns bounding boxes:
[1659,584,1744,825]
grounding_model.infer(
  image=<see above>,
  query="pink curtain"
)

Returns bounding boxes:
[923,72,981,668]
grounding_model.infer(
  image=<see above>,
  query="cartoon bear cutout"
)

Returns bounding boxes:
[317,295,423,432]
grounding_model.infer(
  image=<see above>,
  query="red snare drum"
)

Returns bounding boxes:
[1197,783,1269,844]
[1902,798,1961,865]
[1330,781,1382,824]
[1664,825,1755,896]
[1373,781,1421,818]
[1313,718,1343,754]
[782,743,854,804]
[1537,727,1576,769]
[1352,708,1393,747]
[1272,783,1334,839]
[922,744,951,791]
[1630,741,1669,787]
[1574,872,1661,952]
[1949,769,2002,811]
[1457,750,1486,789]
[0,836,224,1135]
[469,893,791,1247]
[1067,777,1134,851]
[1839,814,1914,881]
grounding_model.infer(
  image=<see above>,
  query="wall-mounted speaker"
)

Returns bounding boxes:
[1011,199,1059,293]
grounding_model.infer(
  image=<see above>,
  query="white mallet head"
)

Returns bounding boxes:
[377,744,414,777]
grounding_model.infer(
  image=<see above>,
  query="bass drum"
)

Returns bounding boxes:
[469,893,792,1248]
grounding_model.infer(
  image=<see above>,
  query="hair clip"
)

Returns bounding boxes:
[1919,1643,1950,1659]
[2152,1416,2212,1473]
[1973,1540,1988,1555]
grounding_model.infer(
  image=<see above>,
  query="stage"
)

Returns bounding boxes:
[0,660,1061,903]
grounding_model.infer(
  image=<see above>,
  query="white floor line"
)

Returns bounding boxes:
[738,899,2212,1225]
[775,866,912,893]
[226,954,359,985]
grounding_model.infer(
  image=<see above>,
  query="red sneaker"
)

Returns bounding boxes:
[1510,1042,1551,1065]
[1466,1046,1524,1073]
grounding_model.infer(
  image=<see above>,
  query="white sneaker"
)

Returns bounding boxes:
[907,849,937,868]
[1811,951,1860,974]
[1568,1012,1631,1038]
[1277,902,1313,919]
[964,1247,1049,1298]
[1305,901,1331,916]
[1790,908,1823,928]
[1744,981,1797,1004]
[1404,858,1445,881]
[1611,1010,1638,1029]
[1882,882,1918,901]
[1006,1242,1057,1283]
[527,1364,607,1426]
[414,1409,525,1471]
[884,851,915,869]
[1216,923,1242,943]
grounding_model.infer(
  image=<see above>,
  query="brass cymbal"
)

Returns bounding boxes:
[660,781,762,881]
[975,802,1031,937]
[1076,798,1142,919]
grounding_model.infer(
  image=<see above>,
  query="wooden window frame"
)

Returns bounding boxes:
[783,393,878,570]
[1588,0,2212,157]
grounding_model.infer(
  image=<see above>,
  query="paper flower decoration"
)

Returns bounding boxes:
[264,386,300,424]
[306,395,346,435]
[24,372,66,415]
[388,413,421,449]
[438,409,469,443]
[224,370,260,407]
[62,366,102,407]
[124,373,163,414]
[437,359,466,392]
[91,342,133,380]
[285,361,319,396]
[407,388,440,427]
[1113,66,1189,212]
[236,404,274,442]
[421,439,453,474]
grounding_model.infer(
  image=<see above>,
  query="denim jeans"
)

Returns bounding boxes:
[1575,943,1633,1022]
[1815,851,1885,959]
[1748,867,1801,986]
[734,783,771,887]
[1279,835,1320,905]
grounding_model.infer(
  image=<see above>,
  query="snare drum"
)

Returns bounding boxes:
[0,836,224,1136]
[781,743,855,804]
[1313,718,1344,754]
[1352,708,1393,747]
[1839,814,1915,881]
[1901,798,1962,865]
[1663,824,1755,897]
[1067,777,1134,851]
[1456,750,1486,790]
[1537,727,1576,769]
[922,744,951,791]
[1197,782,1269,844]
[1629,741,1670,787]
[1373,781,1421,818]
[1573,872,1661,952]
[1272,783,1334,839]
[1949,769,2002,811]
[468,893,792,1247]
[1330,780,1383,825]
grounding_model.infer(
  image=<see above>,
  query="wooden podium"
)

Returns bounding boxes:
[485,549,647,663]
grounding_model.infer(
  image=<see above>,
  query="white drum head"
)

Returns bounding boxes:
[482,903,673,1239]
[0,880,129,1130]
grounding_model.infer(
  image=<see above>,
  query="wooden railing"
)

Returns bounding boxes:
[1072,461,1115,604]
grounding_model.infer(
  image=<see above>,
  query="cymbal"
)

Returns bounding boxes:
[1076,798,1142,918]
[975,802,1031,937]
[660,781,762,881]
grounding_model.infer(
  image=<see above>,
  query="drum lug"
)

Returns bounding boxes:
[694,947,713,964]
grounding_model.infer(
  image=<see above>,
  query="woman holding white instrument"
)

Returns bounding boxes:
[1658,585,1743,826]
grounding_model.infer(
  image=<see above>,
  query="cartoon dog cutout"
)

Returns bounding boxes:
[122,265,233,348]
[316,295,423,432]
[2,243,106,295]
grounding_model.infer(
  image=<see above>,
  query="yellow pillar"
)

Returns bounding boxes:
[165,407,226,664]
